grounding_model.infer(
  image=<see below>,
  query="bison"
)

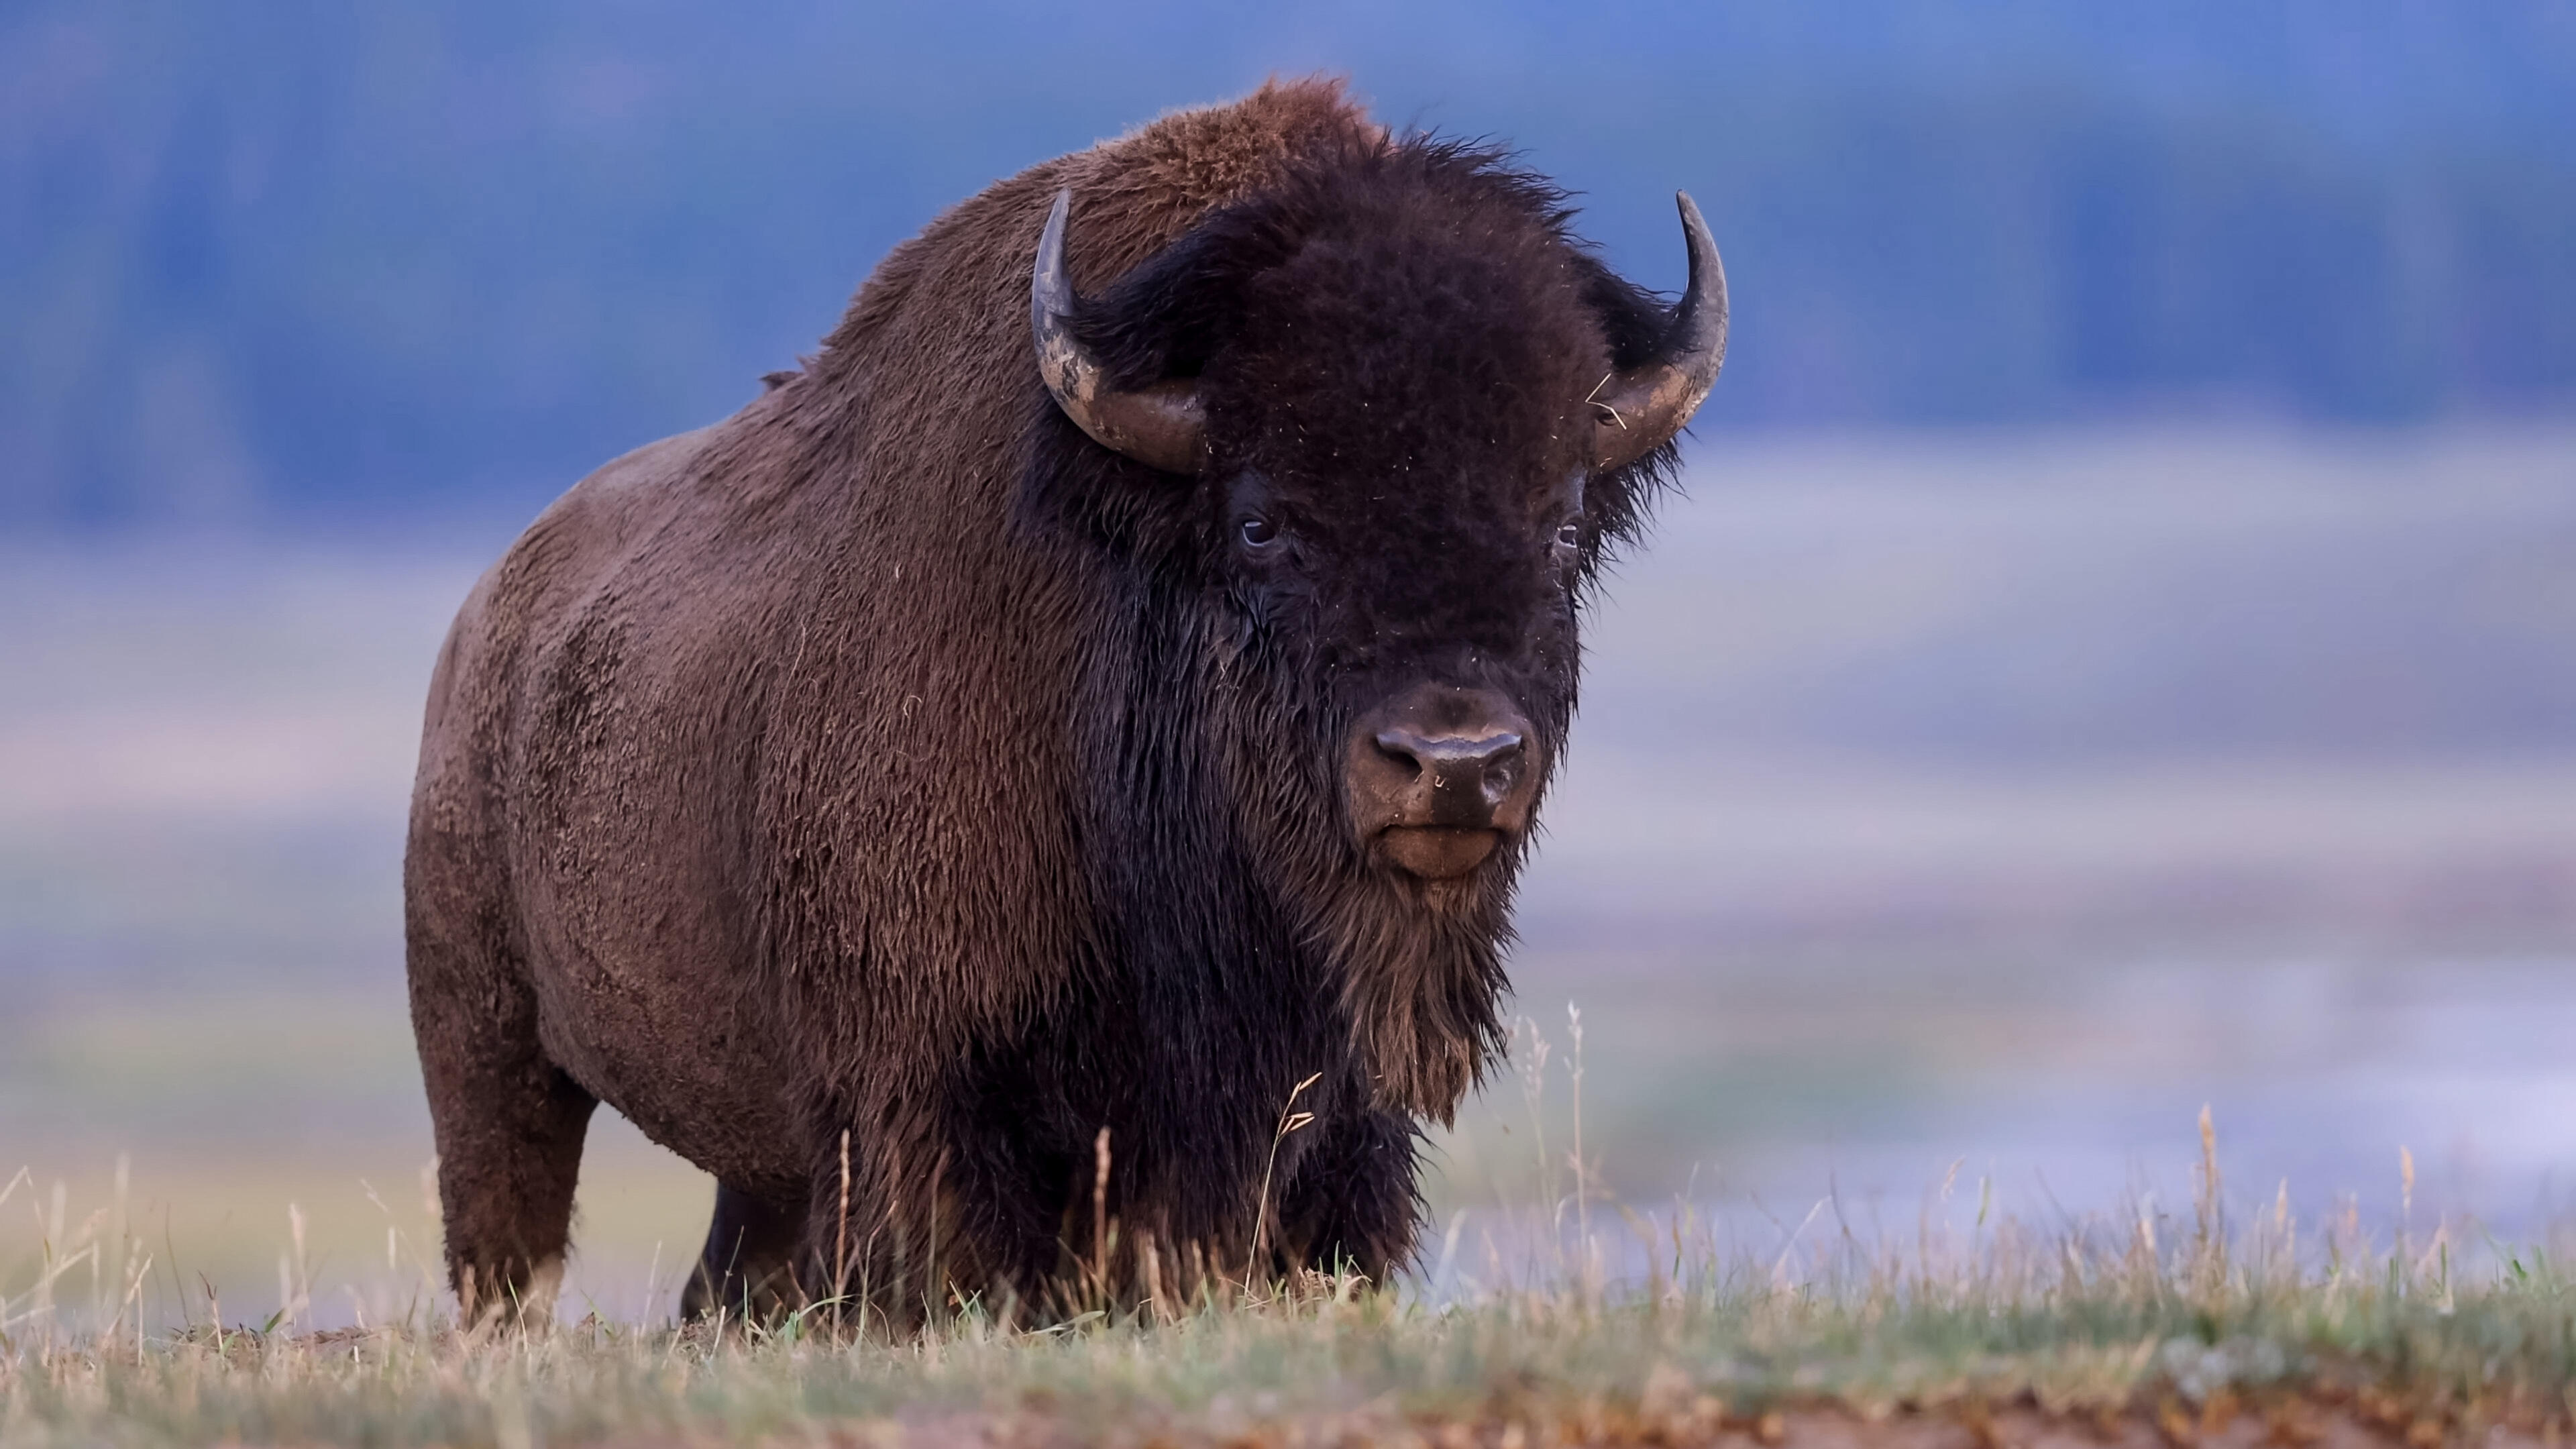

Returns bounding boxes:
[405,77,1724,1327]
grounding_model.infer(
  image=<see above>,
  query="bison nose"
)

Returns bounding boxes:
[1346,686,1541,879]
[1372,727,1525,814]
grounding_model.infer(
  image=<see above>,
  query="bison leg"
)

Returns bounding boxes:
[786,1108,1069,1332]
[1271,1108,1422,1284]
[418,1041,596,1328]
[682,1184,807,1321]
[407,915,597,1326]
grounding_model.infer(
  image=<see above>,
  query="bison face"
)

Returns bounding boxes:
[1029,142,1724,897]
[1218,456,1578,883]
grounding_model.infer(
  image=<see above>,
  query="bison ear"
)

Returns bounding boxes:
[1031,191,1210,476]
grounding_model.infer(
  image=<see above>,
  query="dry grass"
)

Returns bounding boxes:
[6,1220,2575,1448]
[10,1101,2576,1448]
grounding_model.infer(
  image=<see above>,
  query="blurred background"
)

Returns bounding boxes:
[5,2,2574,1322]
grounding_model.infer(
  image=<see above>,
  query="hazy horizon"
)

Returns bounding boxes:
[9,3,2576,529]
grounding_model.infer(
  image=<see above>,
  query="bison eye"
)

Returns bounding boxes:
[1554,521,1582,553]
[1238,515,1279,550]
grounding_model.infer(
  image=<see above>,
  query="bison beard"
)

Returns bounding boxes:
[404,77,1720,1330]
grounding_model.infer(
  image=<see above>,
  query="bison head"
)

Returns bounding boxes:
[1026,140,1724,1112]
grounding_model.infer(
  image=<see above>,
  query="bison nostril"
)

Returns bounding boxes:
[1454,732,1521,772]
[1373,730,1426,779]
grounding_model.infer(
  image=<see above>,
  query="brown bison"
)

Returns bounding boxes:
[405,78,1724,1326]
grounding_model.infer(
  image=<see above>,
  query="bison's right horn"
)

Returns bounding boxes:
[1031,189,1208,475]
[1587,191,1729,474]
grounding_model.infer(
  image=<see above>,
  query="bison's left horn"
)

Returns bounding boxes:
[1031,189,1208,475]
[1587,191,1729,473]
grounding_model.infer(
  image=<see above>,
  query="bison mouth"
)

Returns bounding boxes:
[1375,824,1504,879]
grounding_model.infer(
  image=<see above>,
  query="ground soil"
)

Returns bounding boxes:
[782,1396,2552,1449]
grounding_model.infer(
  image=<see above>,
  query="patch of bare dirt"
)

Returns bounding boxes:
[778,1395,2558,1449]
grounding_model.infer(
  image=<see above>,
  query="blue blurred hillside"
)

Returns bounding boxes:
[5,1,2575,531]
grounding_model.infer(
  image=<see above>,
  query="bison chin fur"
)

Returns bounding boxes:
[1319,874,1516,1122]
[1203,663,1519,1126]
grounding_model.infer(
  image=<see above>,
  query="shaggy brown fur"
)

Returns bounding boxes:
[405,77,1695,1328]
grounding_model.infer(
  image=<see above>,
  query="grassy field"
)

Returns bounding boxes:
[8,1130,2576,1448]
[9,1092,2576,1449]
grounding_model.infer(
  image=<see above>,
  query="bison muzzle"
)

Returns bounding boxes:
[404,78,1723,1330]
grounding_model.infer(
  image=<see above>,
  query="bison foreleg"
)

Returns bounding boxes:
[1269,1108,1423,1285]
[787,1105,1070,1333]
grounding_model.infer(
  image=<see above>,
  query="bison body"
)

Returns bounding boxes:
[406,79,1721,1324]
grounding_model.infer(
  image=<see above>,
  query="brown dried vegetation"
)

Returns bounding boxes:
[11,1116,2576,1449]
